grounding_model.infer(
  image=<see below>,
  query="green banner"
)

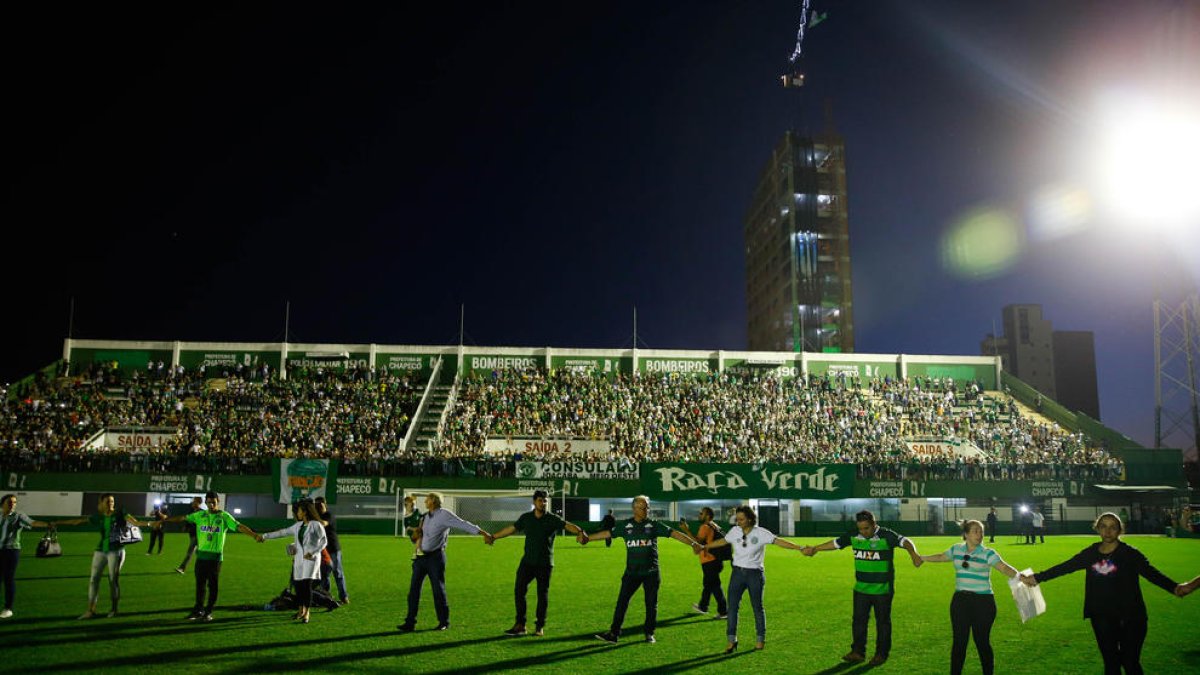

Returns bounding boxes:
[549,355,631,375]
[2,471,269,494]
[639,357,717,376]
[272,459,340,504]
[373,353,438,375]
[641,463,854,499]
[464,354,541,374]
[807,358,897,379]
[906,362,996,388]
[722,358,803,378]
[69,347,174,373]
[178,349,281,371]
[853,479,1092,499]
[285,352,370,372]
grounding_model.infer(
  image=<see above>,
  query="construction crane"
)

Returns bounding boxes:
[781,0,827,88]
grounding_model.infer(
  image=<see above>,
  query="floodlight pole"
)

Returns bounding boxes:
[1153,293,1200,460]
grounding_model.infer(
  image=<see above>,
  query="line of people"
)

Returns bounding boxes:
[395,492,1199,675]
[0,491,350,623]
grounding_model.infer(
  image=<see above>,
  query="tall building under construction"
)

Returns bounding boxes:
[745,131,854,352]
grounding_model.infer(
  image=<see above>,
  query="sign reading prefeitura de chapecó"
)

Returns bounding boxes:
[640,463,854,500]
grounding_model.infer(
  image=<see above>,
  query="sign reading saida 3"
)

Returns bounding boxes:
[641,463,853,499]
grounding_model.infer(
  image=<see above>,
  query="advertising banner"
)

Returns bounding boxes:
[374,353,437,374]
[641,463,854,500]
[638,357,716,376]
[515,459,638,480]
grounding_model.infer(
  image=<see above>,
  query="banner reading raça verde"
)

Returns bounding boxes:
[640,463,854,500]
[272,458,339,504]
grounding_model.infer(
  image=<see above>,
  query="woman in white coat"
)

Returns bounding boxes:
[262,499,327,623]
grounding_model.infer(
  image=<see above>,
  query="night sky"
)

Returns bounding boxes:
[4,1,1199,450]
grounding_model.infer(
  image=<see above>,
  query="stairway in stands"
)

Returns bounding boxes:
[410,377,456,452]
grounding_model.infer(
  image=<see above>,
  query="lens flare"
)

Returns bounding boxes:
[941,207,1024,279]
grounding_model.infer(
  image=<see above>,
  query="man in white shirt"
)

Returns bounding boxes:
[1031,507,1045,544]
[397,492,492,632]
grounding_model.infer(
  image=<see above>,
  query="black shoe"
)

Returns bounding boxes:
[397,622,416,632]
[645,634,656,644]
[504,625,527,636]
[594,631,619,644]
[724,641,739,655]
[435,622,450,631]
[201,612,214,622]
[185,610,203,621]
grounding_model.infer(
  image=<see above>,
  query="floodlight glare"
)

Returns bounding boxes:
[1092,93,1200,228]
[1019,504,1029,513]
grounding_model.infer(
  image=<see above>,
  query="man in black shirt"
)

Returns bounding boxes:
[315,497,348,605]
[489,490,589,636]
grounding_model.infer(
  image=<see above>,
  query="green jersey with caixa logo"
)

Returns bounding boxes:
[186,510,242,561]
[615,517,674,577]
[835,525,908,595]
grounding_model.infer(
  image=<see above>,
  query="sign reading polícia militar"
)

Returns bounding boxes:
[641,463,853,500]
[516,460,638,480]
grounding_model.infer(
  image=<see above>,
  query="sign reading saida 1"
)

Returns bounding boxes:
[641,463,853,499]
[272,458,339,504]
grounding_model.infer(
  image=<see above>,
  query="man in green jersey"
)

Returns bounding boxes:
[804,509,922,666]
[163,491,260,621]
[489,490,589,637]
[586,495,702,644]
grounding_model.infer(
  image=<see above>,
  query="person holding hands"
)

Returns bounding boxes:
[261,499,327,624]
[803,509,922,666]
[489,489,589,637]
[1020,512,1186,674]
[703,505,804,653]
[587,495,703,645]
[920,519,1018,675]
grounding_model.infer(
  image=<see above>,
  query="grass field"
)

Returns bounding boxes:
[4,532,1199,673]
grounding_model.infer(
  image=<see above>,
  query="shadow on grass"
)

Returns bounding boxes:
[1182,650,1200,666]
[38,629,404,672]
[622,650,749,674]
[3,607,284,640]
[236,634,519,674]
[18,571,171,581]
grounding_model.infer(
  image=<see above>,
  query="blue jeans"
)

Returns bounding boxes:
[1,549,19,610]
[726,566,765,643]
[320,550,348,601]
[406,549,448,625]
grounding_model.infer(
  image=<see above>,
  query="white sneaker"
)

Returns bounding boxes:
[0,609,12,619]
[690,603,708,615]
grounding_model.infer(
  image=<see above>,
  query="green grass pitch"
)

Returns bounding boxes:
[5,533,1199,673]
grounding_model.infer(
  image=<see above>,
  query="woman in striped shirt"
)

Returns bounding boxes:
[921,519,1018,675]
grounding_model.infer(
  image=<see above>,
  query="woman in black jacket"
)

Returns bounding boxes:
[1020,512,1186,674]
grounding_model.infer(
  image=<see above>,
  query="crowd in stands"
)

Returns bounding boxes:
[442,369,1124,481]
[1,361,423,475]
[3,363,1123,481]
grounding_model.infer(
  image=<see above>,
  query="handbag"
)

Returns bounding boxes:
[110,520,143,546]
[36,525,63,558]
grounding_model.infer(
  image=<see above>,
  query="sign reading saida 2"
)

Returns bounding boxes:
[641,463,853,499]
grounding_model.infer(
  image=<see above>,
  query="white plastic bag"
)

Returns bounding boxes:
[1008,568,1046,623]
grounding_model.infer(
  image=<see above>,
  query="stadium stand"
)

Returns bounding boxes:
[1,359,1122,481]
